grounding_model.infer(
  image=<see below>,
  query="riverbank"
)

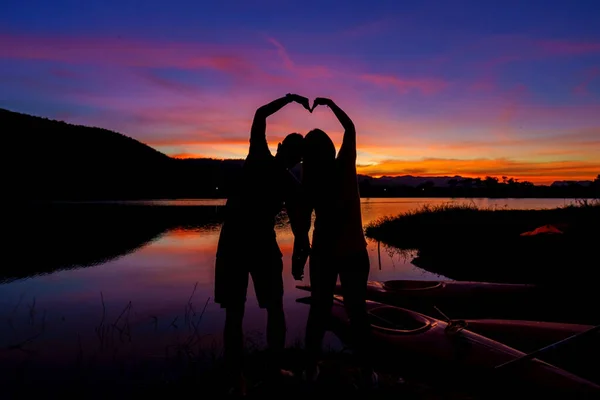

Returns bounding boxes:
[365,200,599,283]
[1,331,455,399]
[3,347,463,399]
[0,287,459,399]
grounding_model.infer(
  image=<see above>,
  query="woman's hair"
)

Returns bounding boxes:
[303,129,336,162]
[302,129,336,201]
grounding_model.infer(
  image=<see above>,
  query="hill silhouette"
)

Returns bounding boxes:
[3,108,244,200]
[3,108,598,200]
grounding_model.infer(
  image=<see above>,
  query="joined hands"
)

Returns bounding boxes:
[286,94,334,113]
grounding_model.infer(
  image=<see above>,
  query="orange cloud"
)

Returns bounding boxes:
[149,137,250,147]
[357,158,600,185]
[172,152,209,159]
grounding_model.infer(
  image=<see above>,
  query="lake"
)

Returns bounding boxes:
[0,197,572,378]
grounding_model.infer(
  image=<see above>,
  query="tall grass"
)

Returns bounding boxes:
[0,284,351,397]
[364,201,599,283]
[365,200,600,249]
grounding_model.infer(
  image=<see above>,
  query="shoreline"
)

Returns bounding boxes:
[19,193,600,203]
[366,201,599,283]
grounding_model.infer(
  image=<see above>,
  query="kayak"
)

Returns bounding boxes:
[297,279,598,324]
[463,319,600,385]
[297,287,599,384]
[314,296,600,398]
[463,319,594,352]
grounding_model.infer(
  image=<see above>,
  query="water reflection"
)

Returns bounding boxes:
[2,203,224,283]
[0,197,571,377]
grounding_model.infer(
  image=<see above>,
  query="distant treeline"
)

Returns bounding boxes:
[3,108,598,201]
[358,175,600,199]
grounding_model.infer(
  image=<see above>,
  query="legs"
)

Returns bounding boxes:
[305,254,337,372]
[224,304,246,377]
[252,256,287,374]
[215,255,249,391]
[266,301,286,352]
[265,300,286,375]
[339,249,373,372]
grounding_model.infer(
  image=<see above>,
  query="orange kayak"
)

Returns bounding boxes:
[320,296,600,398]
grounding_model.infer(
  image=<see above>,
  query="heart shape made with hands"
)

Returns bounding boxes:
[287,93,332,113]
[309,97,332,113]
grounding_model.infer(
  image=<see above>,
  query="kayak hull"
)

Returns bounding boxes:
[325,297,600,398]
[310,279,597,325]
[463,319,600,384]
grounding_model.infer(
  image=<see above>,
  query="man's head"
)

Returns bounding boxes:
[275,132,304,169]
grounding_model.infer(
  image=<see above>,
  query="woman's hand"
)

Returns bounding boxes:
[311,97,333,111]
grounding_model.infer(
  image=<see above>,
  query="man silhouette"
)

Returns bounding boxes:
[214,93,311,395]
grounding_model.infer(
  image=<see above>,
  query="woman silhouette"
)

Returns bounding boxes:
[293,97,377,388]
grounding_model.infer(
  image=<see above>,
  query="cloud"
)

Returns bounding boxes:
[360,73,448,95]
[171,152,210,159]
[337,16,399,39]
[0,34,253,73]
[537,40,600,56]
[2,32,599,183]
[0,33,455,98]
[267,37,334,81]
[573,67,600,96]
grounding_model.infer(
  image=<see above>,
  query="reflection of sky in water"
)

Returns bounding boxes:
[0,198,569,366]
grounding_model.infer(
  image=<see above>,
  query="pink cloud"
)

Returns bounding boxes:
[0,33,453,98]
[360,73,448,95]
[0,34,253,72]
[537,40,600,56]
[266,37,335,80]
[573,67,600,95]
[469,79,496,93]
[338,16,398,39]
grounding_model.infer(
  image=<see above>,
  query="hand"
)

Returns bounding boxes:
[311,97,333,111]
[292,246,309,281]
[286,93,312,113]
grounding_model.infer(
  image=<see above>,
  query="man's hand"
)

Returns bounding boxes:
[286,93,312,113]
[292,237,310,281]
[292,251,308,280]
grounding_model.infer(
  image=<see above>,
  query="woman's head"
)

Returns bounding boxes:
[303,129,336,165]
[302,129,336,194]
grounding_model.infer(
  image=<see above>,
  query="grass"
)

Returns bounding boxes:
[0,285,460,399]
[365,200,600,283]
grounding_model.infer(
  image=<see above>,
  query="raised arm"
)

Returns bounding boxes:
[312,97,356,160]
[249,94,311,156]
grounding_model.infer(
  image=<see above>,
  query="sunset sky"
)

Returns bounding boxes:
[1,1,599,184]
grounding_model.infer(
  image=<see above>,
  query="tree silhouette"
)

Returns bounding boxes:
[484,176,499,188]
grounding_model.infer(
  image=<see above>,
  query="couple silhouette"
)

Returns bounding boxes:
[214,94,375,395]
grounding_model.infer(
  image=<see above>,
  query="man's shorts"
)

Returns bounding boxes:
[214,252,284,309]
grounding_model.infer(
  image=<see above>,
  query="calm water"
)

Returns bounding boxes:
[0,197,571,370]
